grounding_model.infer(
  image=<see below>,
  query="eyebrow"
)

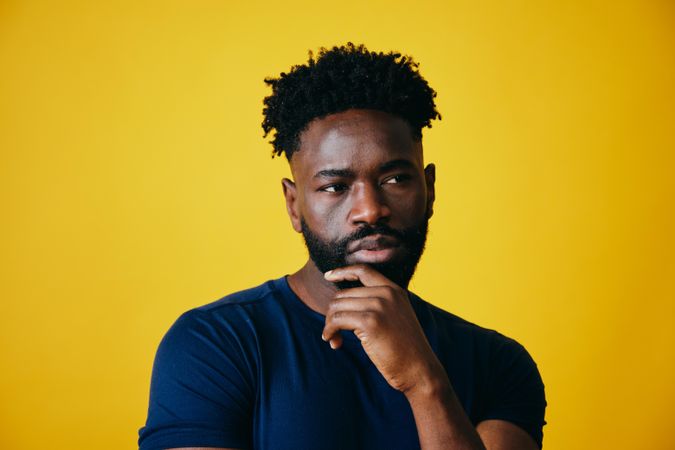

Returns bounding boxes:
[313,168,355,179]
[379,159,416,172]
[312,159,416,179]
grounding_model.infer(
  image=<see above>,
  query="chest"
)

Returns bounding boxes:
[252,327,421,450]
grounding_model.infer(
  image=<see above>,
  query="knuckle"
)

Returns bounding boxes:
[327,300,339,314]
[381,285,395,296]
[370,298,385,312]
[361,311,378,328]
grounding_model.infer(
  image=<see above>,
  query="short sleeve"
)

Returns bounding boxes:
[481,335,547,448]
[138,309,256,450]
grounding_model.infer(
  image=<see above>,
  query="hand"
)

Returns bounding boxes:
[322,264,448,395]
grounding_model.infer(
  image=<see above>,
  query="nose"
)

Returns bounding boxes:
[349,183,391,226]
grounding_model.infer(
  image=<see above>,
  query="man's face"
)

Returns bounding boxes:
[283,109,436,289]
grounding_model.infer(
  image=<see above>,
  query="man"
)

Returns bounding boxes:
[138,43,547,450]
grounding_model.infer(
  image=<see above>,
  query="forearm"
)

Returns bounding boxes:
[405,369,486,450]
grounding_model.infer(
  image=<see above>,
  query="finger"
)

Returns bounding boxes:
[334,285,396,301]
[322,309,376,344]
[324,264,396,288]
[328,296,382,313]
[321,331,344,350]
[322,328,344,350]
[324,297,381,350]
[329,334,343,350]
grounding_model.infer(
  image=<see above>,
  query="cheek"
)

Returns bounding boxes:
[389,186,428,220]
[301,193,344,235]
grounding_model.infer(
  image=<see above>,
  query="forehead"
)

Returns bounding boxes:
[290,109,423,178]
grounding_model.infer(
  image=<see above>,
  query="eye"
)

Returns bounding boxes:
[320,183,348,193]
[383,174,412,184]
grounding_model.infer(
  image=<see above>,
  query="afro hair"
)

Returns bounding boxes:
[261,42,441,160]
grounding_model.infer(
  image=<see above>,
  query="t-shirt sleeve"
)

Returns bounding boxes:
[481,334,547,448]
[138,309,256,450]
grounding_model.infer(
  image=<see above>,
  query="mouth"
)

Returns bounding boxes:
[346,234,401,264]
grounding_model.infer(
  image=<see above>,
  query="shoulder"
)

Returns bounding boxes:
[409,292,521,348]
[409,293,541,381]
[149,279,289,391]
[158,277,287,358]
[139,282,283,450]
[169,277,284,329]
[194,277,281,314]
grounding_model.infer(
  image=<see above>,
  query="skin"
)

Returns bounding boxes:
[168,109,538,450]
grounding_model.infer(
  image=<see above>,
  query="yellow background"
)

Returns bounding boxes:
[1,1,674,449]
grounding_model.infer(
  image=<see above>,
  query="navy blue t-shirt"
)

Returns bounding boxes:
[138,276,546,449]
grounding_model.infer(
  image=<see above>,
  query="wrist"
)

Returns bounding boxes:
[403,361,452,403]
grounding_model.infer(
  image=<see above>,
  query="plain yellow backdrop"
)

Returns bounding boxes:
[1,1,674,449]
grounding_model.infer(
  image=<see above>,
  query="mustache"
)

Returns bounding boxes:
[335,224,406,249]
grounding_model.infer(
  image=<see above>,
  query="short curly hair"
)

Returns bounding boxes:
[262,42,441,160]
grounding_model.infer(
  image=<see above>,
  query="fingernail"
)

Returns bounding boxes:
[329,340,337,349]
[321,333,327,341]
[324,270,333,278]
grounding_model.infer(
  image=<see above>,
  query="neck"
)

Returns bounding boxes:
[287,259,339,316]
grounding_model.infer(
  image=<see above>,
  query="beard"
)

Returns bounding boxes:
[300,217,429,290]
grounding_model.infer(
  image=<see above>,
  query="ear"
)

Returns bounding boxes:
[424,163,436,220]
[281,178,302,233]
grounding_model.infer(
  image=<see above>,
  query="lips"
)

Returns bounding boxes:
[346,234,401,264]
[348,234,400,253]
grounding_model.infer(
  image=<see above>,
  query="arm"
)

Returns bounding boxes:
[476,420,540,450]
[405,371,486,450]
[405,374,539,450]
[323,265,541,450]
[138,310,255,450]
